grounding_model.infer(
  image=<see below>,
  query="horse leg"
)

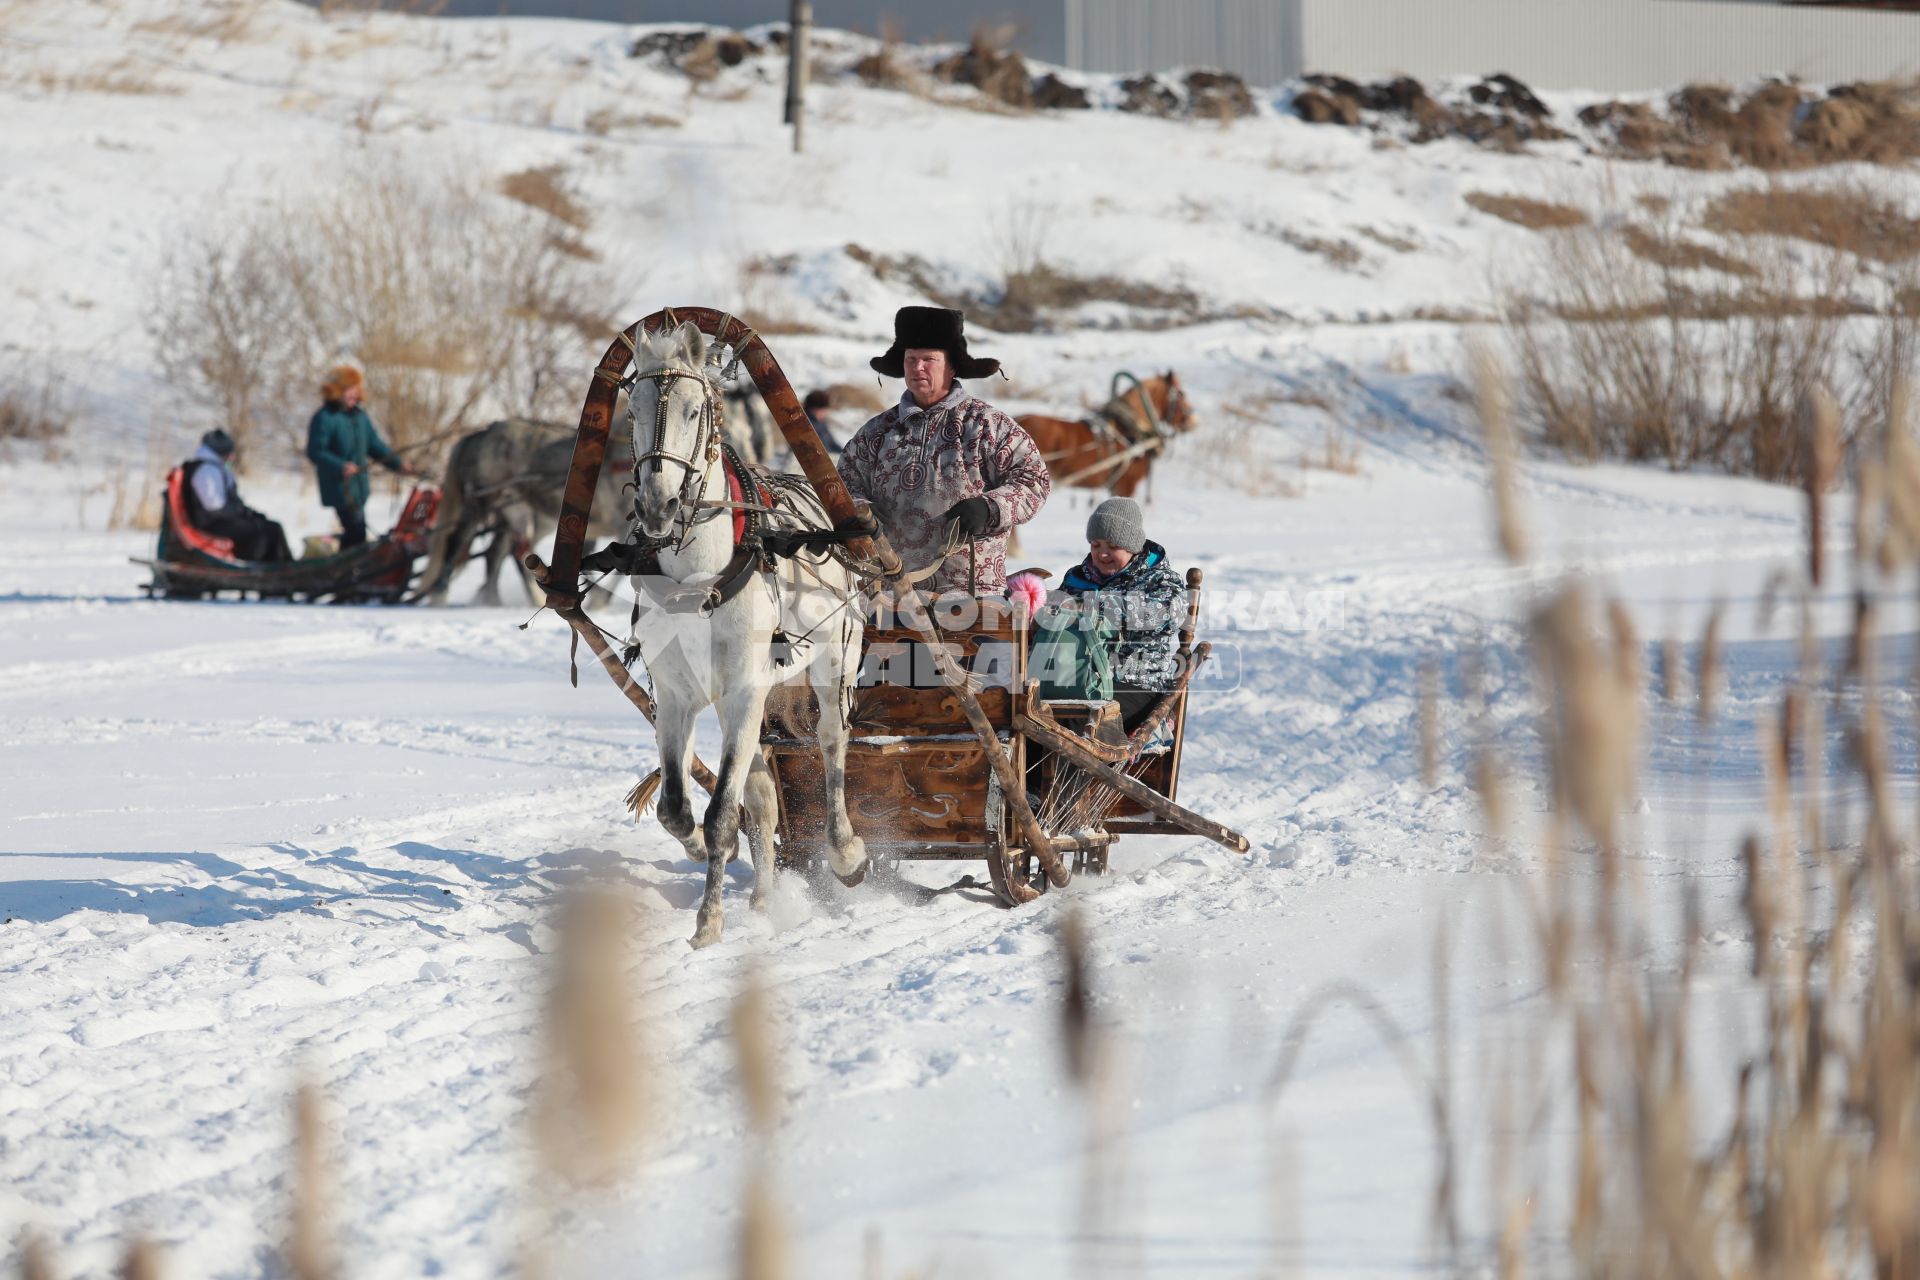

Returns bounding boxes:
[651,688,706,867]
[744,756,780,911]
[812,625,868,884]
[475,522,510,607]
[692,684,766,949]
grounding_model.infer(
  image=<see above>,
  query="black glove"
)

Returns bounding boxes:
[941,496,996,541]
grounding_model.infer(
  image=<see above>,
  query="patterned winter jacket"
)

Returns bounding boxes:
[1059,540,1186,690]
[837,382,1051,595]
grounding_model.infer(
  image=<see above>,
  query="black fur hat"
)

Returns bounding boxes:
[201,428,236,457]
[870,306,1000,381]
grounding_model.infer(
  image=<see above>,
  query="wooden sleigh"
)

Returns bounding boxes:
[529,308,1248,906]
[134,466,440,604]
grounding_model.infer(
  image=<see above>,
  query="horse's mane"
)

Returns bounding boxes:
[634,324,713,383]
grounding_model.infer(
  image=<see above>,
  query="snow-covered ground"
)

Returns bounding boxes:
[3,3,1915,1277]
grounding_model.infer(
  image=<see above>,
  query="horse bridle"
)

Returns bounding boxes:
[1162,378,1191,432]
[627,367,724,545]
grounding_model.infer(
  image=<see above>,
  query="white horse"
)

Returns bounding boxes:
[622,321,867,948]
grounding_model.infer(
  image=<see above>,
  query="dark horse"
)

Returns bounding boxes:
[1017,371,1197,499]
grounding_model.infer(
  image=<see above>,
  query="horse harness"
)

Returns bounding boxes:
[582,368,874,618]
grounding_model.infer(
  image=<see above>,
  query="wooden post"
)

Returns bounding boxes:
[786,0,811,153]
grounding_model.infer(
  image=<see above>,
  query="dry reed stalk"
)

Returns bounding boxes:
[1473,747,1508,839]
[739,1170,789,1280]
[1058,909,1094,1089]
[18,1233,56,1280]
[1473,348,1530,565]
[534,887,645,1187]
[1878,380,1920,572]
[1529,585,1641,857]
[120,1240,161,1280]
[1697,602,1725,727]
[731,968,779,1136]
[1419,659,1440,789]
[1805,388,1841,588]
[731,968,790,1280]
[288,1082,332,1280]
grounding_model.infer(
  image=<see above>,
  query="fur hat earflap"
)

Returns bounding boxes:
[870,306,1000,381]
[320,364,365,401]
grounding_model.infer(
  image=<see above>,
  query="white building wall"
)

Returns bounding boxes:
[1301,0,1920,92]
[1067,0,1303,82]
[1065,0,1920,92]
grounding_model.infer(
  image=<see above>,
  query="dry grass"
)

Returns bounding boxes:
[1268,225,1366,270]
[499,165,590,230]
[1465,192,1591,230]
[1703,185,1920,262]
[11,53,180,96]
[133,0,266,45]
[1619,222,1756,278]
[583,105,681,134]
[1359,225,1421,254]
[1300,425,1364,475]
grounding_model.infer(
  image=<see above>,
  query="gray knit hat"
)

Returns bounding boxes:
[1086,497,1146,554]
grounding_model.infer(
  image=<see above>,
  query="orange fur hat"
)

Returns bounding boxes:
[320,365,364,401]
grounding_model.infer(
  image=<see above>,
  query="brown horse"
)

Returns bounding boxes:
[1017,371,1197,499]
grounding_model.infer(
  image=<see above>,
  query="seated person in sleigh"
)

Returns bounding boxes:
[179,429,292,563]
[1022,496,1185,735]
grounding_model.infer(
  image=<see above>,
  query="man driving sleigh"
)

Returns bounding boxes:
[838,306,1050,597]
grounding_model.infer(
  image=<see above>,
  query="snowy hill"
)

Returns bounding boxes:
[3,2,1917,1277]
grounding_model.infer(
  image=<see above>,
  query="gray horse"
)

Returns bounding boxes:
[419,387,782,605]
[417,418,632,606]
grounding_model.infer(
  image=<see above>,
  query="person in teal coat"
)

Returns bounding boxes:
[306,365,414,548]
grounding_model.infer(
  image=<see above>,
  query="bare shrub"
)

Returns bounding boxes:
[0,353,70,448]
[933,24,1032,112]
[150,149,628,466]
[1465,191,1590,230]
[852,21,919,92]
[989,196,1056,285]
[1496,191,1907,480]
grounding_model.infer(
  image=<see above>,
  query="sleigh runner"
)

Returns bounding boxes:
[530,308,1246,938]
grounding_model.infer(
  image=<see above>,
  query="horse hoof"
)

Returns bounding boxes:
[833,859,869,888]
[689,923,722,950]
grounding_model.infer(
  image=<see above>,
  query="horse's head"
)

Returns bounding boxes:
[627,320,720,540]
[1156,370,1198,434]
